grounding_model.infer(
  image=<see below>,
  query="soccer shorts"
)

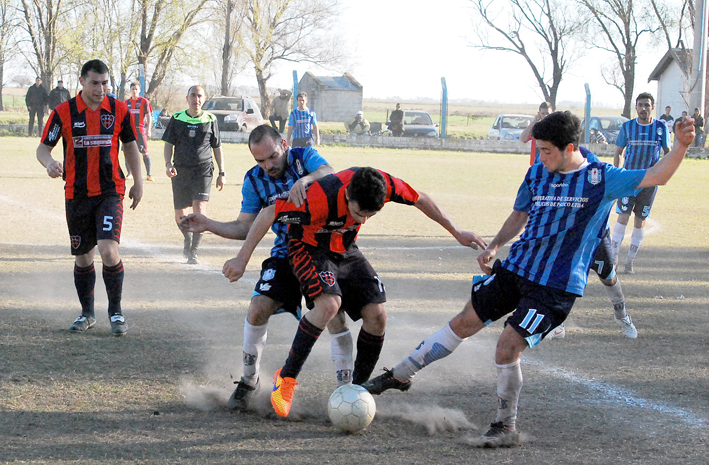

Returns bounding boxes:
[471,260,576,348]
[253,256,303,320]
[615,186,658,219]
[137,131,149,155]
[288,240,386,321]
[171,163,213,209]
[65,194,123,256]
[590,229,616,280]
[291,137,314,148]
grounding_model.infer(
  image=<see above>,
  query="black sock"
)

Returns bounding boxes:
[143,155,151,176]
[281,317,323,379]
[191,232,203,255]
[353,329,385,385]
[74,263,96,318]
[103,261,124,317]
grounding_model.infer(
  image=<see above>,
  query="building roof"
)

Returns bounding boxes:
[301,72,362,91]
[648,47,692,82]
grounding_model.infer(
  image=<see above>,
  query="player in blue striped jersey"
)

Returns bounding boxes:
[180,125,352,410]
[287,92,320,148]
[363,111,695,446]
[611,92,671,274]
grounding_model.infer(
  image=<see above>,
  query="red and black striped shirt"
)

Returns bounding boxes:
[125,96,152,134]
[41,92,136,199]
[274,168,419,254]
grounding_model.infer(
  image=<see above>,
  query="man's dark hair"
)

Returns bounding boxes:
[81,60,109,78]
[636,92,654,105]
[130,81,140,88]
[348,167,387,212]
[297,92,307,99]
[539,101,549,111]
[248,124,282,148]
[531,111,581,151]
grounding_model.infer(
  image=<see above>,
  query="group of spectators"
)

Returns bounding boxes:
[25,77,71,136]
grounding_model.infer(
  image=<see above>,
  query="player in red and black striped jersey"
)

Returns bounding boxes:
[36,59,143,337]
[124,81,154,180]
[222,167,487,417]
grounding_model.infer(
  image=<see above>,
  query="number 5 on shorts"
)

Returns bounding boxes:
[103,216,114,231]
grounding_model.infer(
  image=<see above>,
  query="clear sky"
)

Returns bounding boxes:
[265,0,661,108]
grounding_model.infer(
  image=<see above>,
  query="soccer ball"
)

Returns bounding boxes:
[327,384,376,432]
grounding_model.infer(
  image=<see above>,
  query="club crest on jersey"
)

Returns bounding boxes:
[70,235,81,249]
[101,114,114,129]
[587,167,602,185]
[262,268,276,281]
[319,271,336,287]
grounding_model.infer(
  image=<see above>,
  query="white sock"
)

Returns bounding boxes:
[330,330,354,386]
[611,222,627,262]
[604,280,627,319]
[495,359,523,430]
[393,323,466,381]
[242,318,267,386]
[627,227,644,261]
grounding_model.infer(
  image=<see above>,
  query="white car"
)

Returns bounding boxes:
[488,114,534,141]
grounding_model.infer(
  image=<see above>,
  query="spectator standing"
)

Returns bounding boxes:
[520,101,552,165]
[269,88,292,133]
[35,59,143,336]
[344,110,370,135]
[47,80,71,111]
[106,85,117,99]
[287,92,319,147]
[693,108,704,147]
[389,103,404,137]
[125,82,154,181]
[659,106,673,132]
[26,77,48,136]
[162,85,225,264]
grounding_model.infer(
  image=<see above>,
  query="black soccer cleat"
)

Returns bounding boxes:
[478,422,520,448]
[227,377,259,410]
[361,368,412,395]
[110,314,128,336]
[69,315,96,332]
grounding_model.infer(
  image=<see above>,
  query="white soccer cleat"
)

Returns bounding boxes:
[546,323,565,340]
[615,315,637,339]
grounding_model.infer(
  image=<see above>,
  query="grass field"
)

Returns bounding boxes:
[1,137,708,464]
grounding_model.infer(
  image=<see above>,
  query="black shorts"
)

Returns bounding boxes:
[291,137,313,148]
[65,194,123,256]
[471,260,576,347]
[616,186,658,219]
[590,229,616,280]
[253,256,303,320]
[171,163,213,209]
[288,240,386,321]
[137,131,149,155]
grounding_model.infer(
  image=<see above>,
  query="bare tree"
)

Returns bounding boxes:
[648,0,694,49]
[136,0,211,101]
[578,0,661,118]
[237,0,346,117]
[470,0,585,108]
[0,0,21,111]
[18,0,72,85]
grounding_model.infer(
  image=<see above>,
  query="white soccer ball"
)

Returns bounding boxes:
[327,384,376,432]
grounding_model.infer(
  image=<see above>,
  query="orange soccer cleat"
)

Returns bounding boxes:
[271,368,298,417]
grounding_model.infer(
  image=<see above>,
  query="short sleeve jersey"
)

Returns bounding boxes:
[274,168,419,254]
[241,146,330,258]
[162,110,221,166]
[615,118,670,169]
[505,160,646,296]
[288,108,317,139]
[125,96,152,134]
[41,93,137,199]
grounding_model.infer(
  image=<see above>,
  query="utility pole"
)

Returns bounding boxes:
[688,0,708,114]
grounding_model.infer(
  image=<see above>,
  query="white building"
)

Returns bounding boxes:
[648,47,694,120]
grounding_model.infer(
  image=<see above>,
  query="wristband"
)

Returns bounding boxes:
[219,171,226,176]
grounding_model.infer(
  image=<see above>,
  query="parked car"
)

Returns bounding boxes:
[487,114,534,141]
[387,110,439,137]
[580,116,628,144]
[202,96,264,131]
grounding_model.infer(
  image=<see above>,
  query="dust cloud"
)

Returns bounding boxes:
[377,402,477,435]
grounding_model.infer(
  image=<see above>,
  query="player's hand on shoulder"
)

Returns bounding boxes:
[288,179,308,207]
[457,230,487,250]
[223,257,247,283]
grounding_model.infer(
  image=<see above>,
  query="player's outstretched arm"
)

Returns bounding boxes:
[637,117,694,189]
[288,164,335,207]
[181,211,256,239]
[36,143,63,178]
[414,191,487,249]
[123,141,143,209]
[477,210,529,274]
[222,205,276,282]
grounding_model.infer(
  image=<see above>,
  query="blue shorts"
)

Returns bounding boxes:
[253,256,303,320]
[471,260,576,347]
[590,229,616,280]
[616,186,657,219]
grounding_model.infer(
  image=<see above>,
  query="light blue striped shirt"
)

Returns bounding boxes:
[288,108,317,139]
[615,118,670,170]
